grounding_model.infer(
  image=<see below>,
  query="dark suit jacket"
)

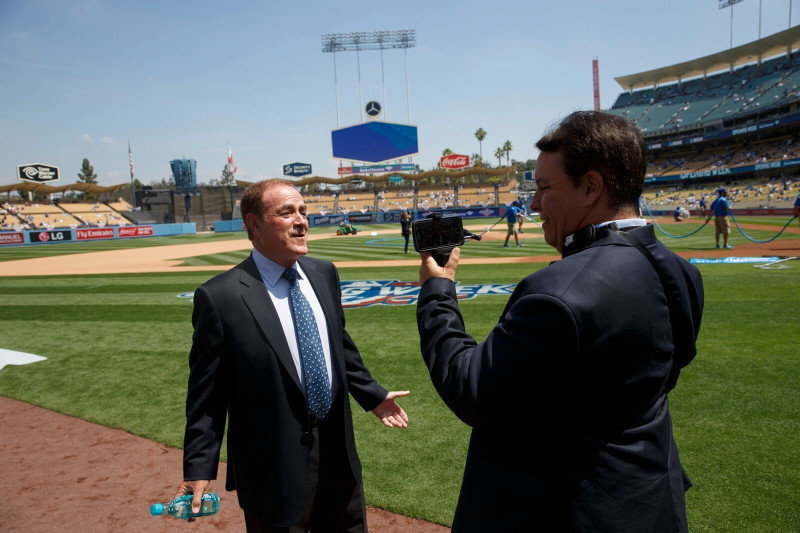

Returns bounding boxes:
[183,254,387,526]
[417,225,704,532]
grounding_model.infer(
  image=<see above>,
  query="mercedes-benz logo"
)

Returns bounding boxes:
[365,101,381,117]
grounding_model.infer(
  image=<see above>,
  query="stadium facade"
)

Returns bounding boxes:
[607,26,800,212]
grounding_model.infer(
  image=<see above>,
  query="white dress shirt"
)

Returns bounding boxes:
[251,249,334,395]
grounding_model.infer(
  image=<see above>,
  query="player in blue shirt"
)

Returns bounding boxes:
[514,200,529,233]
[794,191,800,228]
[503,203,524,247]
[709,188,733,249]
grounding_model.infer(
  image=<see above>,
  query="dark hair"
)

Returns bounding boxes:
[240,179,296,240]
[535,111,646,212]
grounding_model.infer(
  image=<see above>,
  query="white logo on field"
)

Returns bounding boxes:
[177,280,516,308]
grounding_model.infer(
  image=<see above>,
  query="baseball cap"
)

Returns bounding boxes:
[718,188,727,195]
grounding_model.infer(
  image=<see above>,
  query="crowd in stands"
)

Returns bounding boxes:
[0,199,133,231]
[646,136,800,177]
[642,175,799,210]
[301,182,517,214]
[609,52,800,133]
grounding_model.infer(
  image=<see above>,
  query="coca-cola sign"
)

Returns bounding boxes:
[440,154,470,169]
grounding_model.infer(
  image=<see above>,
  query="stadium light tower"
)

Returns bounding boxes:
[322,30,416,126]
[719,0,746,49]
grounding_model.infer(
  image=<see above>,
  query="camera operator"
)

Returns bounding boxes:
[416,111,704,532]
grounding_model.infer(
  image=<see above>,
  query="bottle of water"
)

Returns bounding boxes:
[150,492,220,519]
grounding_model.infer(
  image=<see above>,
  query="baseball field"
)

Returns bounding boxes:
[0,216,798,531]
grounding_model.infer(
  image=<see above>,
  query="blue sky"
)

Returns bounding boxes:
[1,0,796,187]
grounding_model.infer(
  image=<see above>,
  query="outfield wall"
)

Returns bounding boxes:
[211,206,797,234]
[0,223,196,247]
[649,208,795,217]
[214,207,513,233]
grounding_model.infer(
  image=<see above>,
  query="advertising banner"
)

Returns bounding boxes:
[283,162,313,177]
[439,154,470,170]
[331,121,419,164]
[647,156,800,183]
[347,213,378,223]
[118,225,154,238]
[29,230,72,243]
[310,214,345,227]
[17,163,60,183]
[0,232,24,245]
[76,228,115,241]
[338,164,415,175]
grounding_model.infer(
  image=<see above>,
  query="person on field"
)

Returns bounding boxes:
[709,188,734,249]
[400,211,412,253]
[503,202,524,247]
[416,111,704,532]
[173,179,409,532]
[514,200,529,233]
[794,190,799,227]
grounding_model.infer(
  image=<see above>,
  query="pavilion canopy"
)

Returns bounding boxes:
[614,26,800,91]
[235,165,515,188]
[0,182,130,195]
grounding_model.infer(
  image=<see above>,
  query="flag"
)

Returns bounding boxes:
[128,141,134,179]
[227,144,237,174]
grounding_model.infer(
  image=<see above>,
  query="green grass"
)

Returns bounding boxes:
[0,218,798,529]
[0,231,249,262]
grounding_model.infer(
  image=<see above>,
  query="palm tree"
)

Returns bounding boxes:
[474,128,487,159]
[503,140,513,166]
[495,147,504,168]
[442,148,453,157]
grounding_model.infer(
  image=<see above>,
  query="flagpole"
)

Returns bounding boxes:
[128,140,136,211]
[227,141,235,217]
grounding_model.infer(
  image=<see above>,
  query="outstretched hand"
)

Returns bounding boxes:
[371,390,410,428]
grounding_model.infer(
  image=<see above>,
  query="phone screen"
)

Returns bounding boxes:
[412,216,465,252]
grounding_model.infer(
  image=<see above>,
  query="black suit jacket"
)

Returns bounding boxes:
[183,254,387,526]
[417,224,704,532]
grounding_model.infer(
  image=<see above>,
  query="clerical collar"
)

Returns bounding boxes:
[563,218,647,248]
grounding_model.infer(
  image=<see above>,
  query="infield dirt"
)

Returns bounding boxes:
[0,220,797,276]
[1,219,798,532]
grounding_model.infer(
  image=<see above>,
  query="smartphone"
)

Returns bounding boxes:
[412,216,465,253]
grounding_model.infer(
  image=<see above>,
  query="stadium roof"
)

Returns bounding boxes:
[0,182,129,194]
[615,25,800,91]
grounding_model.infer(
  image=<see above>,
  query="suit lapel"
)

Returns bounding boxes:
[299,257,346,396]
[238,255,303,392]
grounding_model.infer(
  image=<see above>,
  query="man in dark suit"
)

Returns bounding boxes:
[416,111,703,532]
[174,179,409,532]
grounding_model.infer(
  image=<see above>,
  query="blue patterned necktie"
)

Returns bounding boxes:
[282,267,332,419]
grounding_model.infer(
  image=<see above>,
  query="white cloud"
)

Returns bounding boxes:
[100,136,115,145]
[80,133,94,143]
[106,171,122,179]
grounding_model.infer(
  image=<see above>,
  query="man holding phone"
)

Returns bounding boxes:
[416,111,703,532]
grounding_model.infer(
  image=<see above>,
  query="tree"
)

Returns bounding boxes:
[442,148,453,157]
[220,165,236,187]
[495,147,504,168]
[474,128,487,160]
[133,178,143,189]
[471,154,484,168]
[503,140,513,166]
[150,177,175,188]
[77,158,98,185]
